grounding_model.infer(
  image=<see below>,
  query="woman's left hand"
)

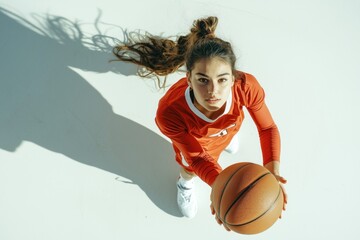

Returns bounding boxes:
[274,175,288,216]
[264,161,288,217]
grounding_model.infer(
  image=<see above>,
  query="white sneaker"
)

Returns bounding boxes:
[225,134,239,154]
[177,177,197,218]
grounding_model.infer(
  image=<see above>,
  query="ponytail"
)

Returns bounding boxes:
[113,16,236,87]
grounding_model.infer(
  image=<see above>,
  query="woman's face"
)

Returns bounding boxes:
[187,57,234,119]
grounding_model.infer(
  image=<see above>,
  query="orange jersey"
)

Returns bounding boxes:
[155,71,280,186]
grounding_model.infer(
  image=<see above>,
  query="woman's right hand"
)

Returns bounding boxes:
[210,201,231,231]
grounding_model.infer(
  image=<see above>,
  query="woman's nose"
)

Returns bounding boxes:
[208,82,218,94]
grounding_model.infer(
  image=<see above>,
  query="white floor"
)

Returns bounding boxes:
[1,0,360,239]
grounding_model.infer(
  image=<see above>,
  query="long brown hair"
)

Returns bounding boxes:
[113,16,236,88]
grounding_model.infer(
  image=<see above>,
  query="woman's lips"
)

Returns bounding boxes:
[206,98,220,104]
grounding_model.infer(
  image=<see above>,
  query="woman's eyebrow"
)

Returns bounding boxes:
[195,72,230,77]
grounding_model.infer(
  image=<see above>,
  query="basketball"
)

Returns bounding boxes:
[211,162,283,234]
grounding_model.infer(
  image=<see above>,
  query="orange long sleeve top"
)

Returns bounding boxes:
[155,71,280,186]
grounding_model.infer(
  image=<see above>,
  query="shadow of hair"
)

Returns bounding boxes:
[0,7,182,217]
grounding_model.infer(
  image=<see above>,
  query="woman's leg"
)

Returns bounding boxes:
[180,167,196,180]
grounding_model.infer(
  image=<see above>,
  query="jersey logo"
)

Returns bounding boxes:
[208,123,236,137]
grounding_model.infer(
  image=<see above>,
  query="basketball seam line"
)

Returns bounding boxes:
[227,184,282,227]
[223,172,270,225]
[217,163,252,222]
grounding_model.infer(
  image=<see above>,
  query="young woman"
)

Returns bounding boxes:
[113,16,287,227]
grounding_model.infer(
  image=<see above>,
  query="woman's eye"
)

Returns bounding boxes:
[219,78,228,83]
[198,78,208,83]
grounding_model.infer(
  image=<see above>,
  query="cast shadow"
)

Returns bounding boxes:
[0,7,182,217]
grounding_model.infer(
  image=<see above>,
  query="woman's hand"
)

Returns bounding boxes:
[210,184,231,231]
[264,161,288,217]
[210,199,231,231]
[276,177,288,218]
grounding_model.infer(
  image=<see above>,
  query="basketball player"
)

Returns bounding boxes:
[113,16,287,226]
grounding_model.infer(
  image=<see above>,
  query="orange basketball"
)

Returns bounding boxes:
[211,162,283,234]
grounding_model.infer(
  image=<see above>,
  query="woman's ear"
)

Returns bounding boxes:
[186,72,192,88]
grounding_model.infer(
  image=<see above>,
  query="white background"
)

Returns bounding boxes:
[1,0,359,239]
